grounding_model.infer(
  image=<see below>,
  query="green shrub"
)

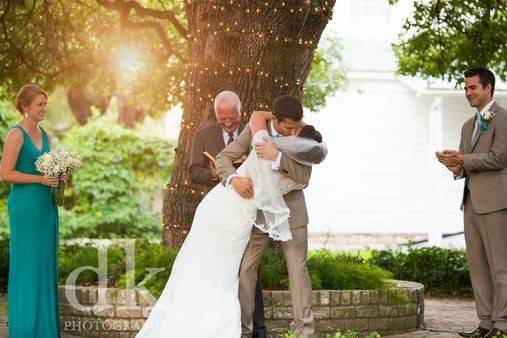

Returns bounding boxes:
[259,246,392,292]
[284,330,381,338]
[1,107,174,240]
[308,250,392,291]
[0,103,20,235]
[58,240,178,298]
[0,238,8,293]
[1,239,397,298]
[53,242,394,297]
[117,240,178,298]
[259,245,290,289]
[368,246,471,297]
[58,243,127,286]
[59,112,174,239]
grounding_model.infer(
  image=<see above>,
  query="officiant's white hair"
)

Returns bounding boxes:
[214,91,241,115]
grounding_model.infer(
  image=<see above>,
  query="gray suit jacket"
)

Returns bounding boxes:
[189,123,244,187]
[457,102,507,214]
[215,124,315,228]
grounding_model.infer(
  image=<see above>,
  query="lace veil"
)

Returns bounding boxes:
[247,131,327,241]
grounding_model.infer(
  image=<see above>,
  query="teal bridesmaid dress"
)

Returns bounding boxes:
[7,125,60,337]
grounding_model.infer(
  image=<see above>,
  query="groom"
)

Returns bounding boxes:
[216,95,322,338]
[437,67,507,338]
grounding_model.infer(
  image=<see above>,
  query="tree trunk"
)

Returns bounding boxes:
[117,94,146,128]
[162,0,335,248]
[67,84,109,125]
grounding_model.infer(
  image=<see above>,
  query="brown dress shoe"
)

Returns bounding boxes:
[459,327,491,338]
[484,328,507,338]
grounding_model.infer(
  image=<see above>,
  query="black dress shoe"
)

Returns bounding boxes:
[253,330,267,338]
[459,327,491,338]
[484,328,507,338]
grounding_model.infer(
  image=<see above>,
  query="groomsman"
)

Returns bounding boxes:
[437,67,507,338]
[189,90,267,338]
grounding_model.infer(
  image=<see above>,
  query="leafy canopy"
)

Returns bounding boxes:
[392,0,507,82]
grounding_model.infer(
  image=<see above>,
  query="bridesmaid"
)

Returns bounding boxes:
[0,84,63,337]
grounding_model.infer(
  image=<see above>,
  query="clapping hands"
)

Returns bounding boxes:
[435,150,463,174]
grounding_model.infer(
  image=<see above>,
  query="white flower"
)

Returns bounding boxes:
[35,146,82,177]
[483,110,495,122]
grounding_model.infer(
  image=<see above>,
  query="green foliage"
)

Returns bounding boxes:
[0,102,20,234]
[117,240,178,298]
[392,1,507,82]
[0,102,173,238]
[1,1,344,118]
[0,1,186,116]
[259,246,392,292]
[0,102,19,200]
[53,242,394,297]
[0,238,8,293]
[303,36,347,112]
[259,245,290,289]
[59,112,174,239]
[58,243,127,287]
[54,241,176,294]
[308,250,392,291]
[284,330,381,338]
[368,246,471,297]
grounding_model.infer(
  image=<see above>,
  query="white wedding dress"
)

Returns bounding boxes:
[136,130,304,338]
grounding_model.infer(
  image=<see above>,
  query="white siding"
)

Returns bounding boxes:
[304,78,507,235]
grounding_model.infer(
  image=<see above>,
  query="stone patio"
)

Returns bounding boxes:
[386,298,477,338]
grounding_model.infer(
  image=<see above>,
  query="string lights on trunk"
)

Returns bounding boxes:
[166,0,332,238]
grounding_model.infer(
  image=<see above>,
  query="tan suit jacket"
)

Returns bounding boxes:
[458,102,507,214]
[215,124,312,228]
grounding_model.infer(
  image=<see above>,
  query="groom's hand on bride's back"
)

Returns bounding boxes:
[231,177,254,199]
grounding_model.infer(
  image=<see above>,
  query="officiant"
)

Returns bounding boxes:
[189,90,244,187]
[189,90,266,338]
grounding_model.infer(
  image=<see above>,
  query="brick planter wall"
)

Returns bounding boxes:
[59,280,424,337]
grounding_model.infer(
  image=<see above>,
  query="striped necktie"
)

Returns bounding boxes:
[470,112,481,148]
[466,113,482,191]
[227,132,234,145]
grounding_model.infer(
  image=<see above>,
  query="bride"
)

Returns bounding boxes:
[136,110,326,338]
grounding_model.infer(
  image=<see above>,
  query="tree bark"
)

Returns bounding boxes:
[162,0,335,248]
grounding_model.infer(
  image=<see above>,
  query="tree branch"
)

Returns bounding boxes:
[121,15,186,62]
[122,0,187,39]
[96,0,186,62]
[0,22,60,78]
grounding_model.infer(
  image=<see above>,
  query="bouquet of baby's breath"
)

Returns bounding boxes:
[35,146,82,205]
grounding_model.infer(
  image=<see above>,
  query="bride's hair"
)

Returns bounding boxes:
[298,125,322,143]
[272,124,327,165]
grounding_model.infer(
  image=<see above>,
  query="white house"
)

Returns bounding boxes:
[304,0,507,246]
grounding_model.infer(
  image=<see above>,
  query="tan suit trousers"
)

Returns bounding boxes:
[464,192,507,331]
[239,226,315,338]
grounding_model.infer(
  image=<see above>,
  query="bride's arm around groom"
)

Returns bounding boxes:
[215,125,311,184]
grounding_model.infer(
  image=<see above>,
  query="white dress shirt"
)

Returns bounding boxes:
[454,99,495,180]
[222,127,239,146]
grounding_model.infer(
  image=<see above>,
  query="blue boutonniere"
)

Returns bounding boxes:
[479,110,495,131]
